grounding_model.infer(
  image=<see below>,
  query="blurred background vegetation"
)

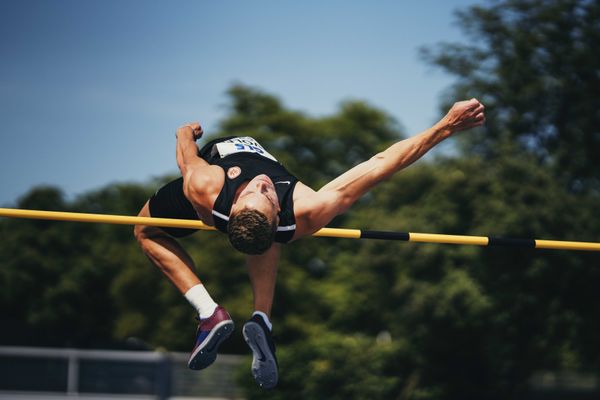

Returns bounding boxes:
[1,0,599,398]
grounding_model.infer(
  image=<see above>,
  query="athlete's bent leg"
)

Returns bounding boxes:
[245,243,280,317]
[134,201,200,293]
[244,244,280,388]
[134,201,233,371]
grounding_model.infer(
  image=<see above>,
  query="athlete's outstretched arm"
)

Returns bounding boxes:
[293,99,485,237]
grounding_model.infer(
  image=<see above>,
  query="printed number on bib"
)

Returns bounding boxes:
[214,137,278,162]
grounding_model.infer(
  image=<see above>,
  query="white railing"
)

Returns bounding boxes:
[0,346,244,400]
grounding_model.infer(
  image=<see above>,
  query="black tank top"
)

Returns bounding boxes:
[198,136,299,243]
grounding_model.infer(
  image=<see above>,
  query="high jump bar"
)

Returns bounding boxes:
[0,208,599,252]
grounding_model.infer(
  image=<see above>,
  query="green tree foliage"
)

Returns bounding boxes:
[421,0,600,193]
[1,65,599,399]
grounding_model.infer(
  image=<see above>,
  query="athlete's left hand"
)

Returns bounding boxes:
[441,98,485,133]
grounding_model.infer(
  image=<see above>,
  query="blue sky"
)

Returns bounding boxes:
[0,0,482,207]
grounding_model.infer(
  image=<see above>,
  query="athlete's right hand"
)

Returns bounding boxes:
[176,122,204,141]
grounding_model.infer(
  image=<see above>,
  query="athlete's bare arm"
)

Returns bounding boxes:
[176,123,204,172]
[293,99,485,238]
[176,123,224,219]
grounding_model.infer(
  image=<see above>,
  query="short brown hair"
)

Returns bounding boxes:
[228,209,277,254]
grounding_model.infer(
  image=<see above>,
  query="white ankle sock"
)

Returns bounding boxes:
[184,284,218,319]
[252,311,272,331]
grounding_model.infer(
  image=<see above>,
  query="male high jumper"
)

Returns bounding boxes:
[134,98,485,388]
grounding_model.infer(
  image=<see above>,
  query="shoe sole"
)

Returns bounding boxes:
[188,320,234,370]
[242,321,278,389]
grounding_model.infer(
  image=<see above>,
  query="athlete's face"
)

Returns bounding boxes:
[231,174,280,223]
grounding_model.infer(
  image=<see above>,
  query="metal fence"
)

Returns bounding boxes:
[4,345,599,399]
[0,346,244,400]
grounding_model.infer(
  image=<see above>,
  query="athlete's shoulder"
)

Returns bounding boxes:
[183,165,225,205]
[290,181,320,240]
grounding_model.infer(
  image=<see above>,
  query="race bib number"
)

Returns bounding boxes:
[214,137,278,162]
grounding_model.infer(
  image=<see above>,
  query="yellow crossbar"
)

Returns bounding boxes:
[0,208,599,251]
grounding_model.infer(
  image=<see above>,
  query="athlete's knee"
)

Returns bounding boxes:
[134,218,163,243]
[134,225,170,260]
[134,201,154,245]
[133,223,147,244]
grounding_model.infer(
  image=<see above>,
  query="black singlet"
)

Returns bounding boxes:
[149,136,299,243]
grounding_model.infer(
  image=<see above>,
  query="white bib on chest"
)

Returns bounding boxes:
[212,136,278,162]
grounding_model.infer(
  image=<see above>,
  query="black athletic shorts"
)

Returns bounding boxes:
[148,177,200,238]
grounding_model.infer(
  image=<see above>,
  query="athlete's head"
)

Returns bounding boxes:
[228,174,280,255]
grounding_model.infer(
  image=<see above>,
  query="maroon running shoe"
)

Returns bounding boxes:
[187,306,234,370]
